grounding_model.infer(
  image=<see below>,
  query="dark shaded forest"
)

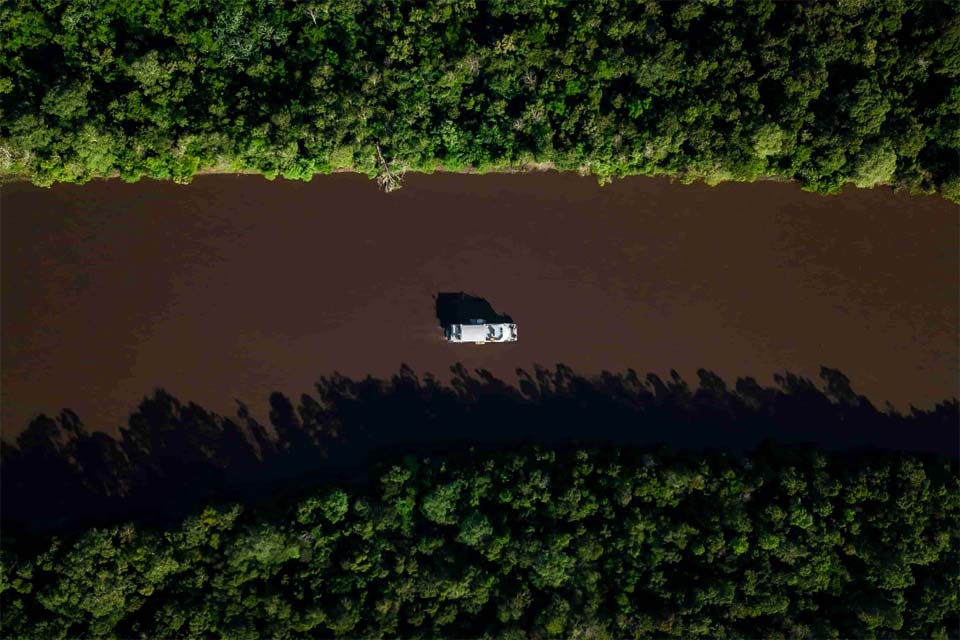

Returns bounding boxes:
[2,445,957,637]
[1,0,958,199]
[2,364,958,637]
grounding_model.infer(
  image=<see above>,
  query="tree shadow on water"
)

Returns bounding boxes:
[2,363,956,537]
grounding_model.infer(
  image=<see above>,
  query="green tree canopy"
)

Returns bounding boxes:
[2,445,957,638]
[0,0,957,200]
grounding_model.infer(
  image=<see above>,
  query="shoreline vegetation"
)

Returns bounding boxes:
[2,1,958,200]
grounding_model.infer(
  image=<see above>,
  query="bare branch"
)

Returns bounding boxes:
[374,143,404,193]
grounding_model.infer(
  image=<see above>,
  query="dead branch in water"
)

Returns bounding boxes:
[375,143,404,193]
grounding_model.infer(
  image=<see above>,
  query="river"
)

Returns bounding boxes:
[2,173,957,435]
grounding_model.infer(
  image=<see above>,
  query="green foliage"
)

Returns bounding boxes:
[0,0,957,200]
[852,142,899,188]
[1,446,957,638]
[421,481,463,525]
[456,511,493,548]
[753,124,786,158]
[322,489,350,524]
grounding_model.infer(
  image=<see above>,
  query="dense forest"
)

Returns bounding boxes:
[2,444,958,638]
[2,365,958,637]
[1,0,958,199]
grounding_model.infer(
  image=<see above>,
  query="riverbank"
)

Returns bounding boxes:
[4,165,904,203]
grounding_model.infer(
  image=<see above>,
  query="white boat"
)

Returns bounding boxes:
[444,319,518,344]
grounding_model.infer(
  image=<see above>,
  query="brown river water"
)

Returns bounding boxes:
[1,173,957,436]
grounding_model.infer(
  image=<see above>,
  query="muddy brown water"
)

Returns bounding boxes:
[1,173,957,436]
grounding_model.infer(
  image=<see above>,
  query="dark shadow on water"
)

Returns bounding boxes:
[435,292,514,327]
[2,363,957,538]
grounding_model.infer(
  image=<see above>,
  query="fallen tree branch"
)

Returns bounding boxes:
[374,143,404,193]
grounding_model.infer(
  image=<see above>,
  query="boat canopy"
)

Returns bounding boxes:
[446,322,517,343]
